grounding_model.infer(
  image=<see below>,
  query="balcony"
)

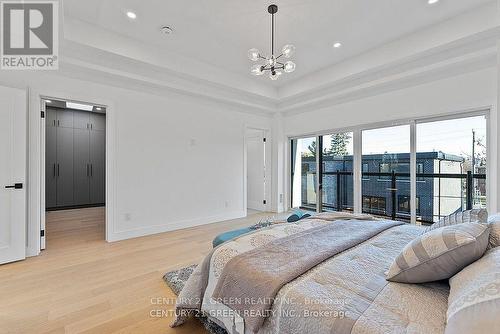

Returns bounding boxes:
[300,170,486,225]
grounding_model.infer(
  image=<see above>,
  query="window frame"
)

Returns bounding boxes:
[288,108,491,224]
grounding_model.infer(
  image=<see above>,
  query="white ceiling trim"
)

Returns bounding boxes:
[278,27,500,115]
[63,17,278,100]
[58,56,277,117]
[57,6,499,118]
[279,47,496,116]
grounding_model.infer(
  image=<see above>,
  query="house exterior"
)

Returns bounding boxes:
[300,152,465,223]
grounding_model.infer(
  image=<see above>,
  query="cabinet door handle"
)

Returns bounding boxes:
[53,120,56,126]
[57,164,60,177]
[90,164,93,177]
[57,120,60,127]
[53,163,56,177]
[87,164,89,177]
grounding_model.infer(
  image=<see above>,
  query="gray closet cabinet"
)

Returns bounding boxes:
[46,108,105,209]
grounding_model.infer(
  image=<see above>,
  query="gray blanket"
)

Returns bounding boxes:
[211,220,403,333]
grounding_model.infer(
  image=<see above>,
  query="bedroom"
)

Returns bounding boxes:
[0,0,499,333]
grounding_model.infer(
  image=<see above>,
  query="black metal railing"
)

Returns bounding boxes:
[301,170,486,224]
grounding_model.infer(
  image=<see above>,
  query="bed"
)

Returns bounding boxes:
[172,212,450,334]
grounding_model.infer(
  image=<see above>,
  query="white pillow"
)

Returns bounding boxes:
[486,214,500,250]
[446,248,500,334]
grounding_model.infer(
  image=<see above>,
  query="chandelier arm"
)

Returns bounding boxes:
[276,53,284,60]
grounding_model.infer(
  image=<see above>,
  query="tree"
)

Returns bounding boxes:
[306,141,317,157]
[326,133,352,157]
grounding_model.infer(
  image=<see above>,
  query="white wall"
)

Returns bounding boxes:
[282,67,498,212]
[284,68,496,135]
[0,70,272,250]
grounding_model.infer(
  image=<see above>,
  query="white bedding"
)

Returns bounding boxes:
[174,217,449,334]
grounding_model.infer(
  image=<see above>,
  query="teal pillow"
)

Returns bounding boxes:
[287,210,312,223]
[212,227,253,248]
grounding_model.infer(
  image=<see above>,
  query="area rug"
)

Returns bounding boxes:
[163,265,228,334]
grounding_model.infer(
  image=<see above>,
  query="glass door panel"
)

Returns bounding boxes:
[362,125,411,221]
[416,115,487,223]
[321,132,354,212]
[291,137,317,210]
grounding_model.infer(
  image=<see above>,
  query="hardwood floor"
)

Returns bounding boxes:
[0,207,273,334]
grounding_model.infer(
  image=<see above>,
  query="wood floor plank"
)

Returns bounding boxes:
[0,207,273,334]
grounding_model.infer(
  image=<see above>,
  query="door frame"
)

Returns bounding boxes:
[0,86,27,264]
[27,89,116,256]
[244,126,271,214]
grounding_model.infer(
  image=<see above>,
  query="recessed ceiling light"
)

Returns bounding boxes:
[126,11,137,19]
[333,42,342,48]
[160,26,173,35]
[428,0,440,4]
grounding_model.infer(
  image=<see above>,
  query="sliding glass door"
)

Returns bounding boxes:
[291,137,317,210]
[290,112,488,223]
[416,115,487,223]
[361,125,411,221]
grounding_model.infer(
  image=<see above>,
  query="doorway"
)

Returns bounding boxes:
[246,129,267,213]
[42,98,106,250]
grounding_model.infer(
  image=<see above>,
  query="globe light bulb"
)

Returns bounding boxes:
[269,70,282,81]
[251,64,264,76]
[248,48,260,62]
[284,61,296,73]
[281,44,296,58]
[268,56,276,67]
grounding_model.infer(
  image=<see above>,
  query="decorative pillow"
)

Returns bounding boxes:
[387,223,490,283]
[425,209,488,233]
[445,248,500,334]
[287,209,311,223]
[486,214,500,250]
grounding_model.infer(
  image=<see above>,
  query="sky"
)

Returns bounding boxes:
[297,115,487,158]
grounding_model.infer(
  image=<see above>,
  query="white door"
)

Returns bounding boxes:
[247,130,266,211]
[0,86,26,265]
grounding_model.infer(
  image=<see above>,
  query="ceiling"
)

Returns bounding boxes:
[63,0,493,86]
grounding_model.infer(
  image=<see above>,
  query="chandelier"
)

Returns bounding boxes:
[248,4,296,80]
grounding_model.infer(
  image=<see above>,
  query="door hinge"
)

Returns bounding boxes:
[40,230,45,237]
[41,110,45,118]
[263,200,267,205]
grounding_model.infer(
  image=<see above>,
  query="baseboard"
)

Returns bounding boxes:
[46,203,105,211]
[107,210,247,242]
[247,200,265,211]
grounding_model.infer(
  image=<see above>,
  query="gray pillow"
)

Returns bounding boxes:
[425,209,488,233]
[387,223,490,283]
[486,214,500,250]
[446,248,500,334]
